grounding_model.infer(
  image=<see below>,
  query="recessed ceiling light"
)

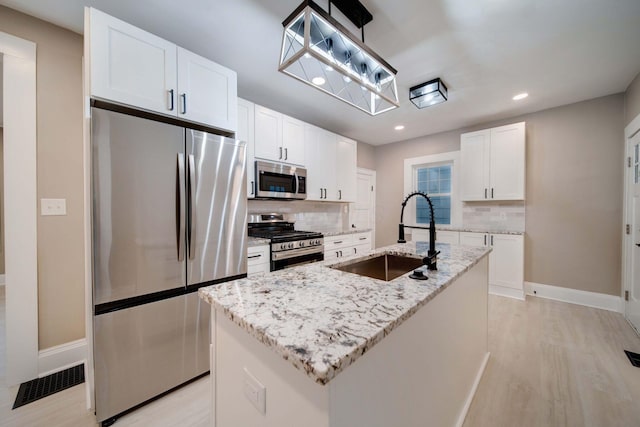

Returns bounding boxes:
[312,76,326,85]
[394,125,405,131]
[513,92,528,101]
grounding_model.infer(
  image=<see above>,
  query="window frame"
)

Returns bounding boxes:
[403,151,461,231]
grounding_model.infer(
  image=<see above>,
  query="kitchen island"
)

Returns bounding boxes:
[199,241,491,427]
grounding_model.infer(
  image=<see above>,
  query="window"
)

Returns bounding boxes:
[403,151,460,228]
[415,164,451,225]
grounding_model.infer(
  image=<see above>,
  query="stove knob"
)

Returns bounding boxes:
[288,243,294,249]
[280,243,286,250]
[299,241,305,247]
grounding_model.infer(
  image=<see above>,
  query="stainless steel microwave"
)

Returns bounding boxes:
[255,160,307,200]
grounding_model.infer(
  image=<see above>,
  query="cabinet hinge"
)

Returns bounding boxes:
[627,224,631,235]
[625,290,630,302]
[629,157,632,168]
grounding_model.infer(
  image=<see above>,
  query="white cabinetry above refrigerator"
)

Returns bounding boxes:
[87,8,237,132]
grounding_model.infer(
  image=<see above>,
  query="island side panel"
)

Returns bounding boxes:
[329,257,489,427]
[213,309,330,427]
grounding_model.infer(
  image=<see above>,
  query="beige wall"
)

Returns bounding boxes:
[357,141,376,170]
[373,94,625,296]
[0,6,85,348]
[625,71,640,126]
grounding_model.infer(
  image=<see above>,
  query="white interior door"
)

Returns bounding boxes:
[626,132,640,333]
[352,168,376,245]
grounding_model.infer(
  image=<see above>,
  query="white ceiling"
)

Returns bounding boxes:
[1,0,640,145]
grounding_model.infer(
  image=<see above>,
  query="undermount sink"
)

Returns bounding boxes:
[331,254,424,282]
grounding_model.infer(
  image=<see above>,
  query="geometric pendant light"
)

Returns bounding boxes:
[279,0,399,115]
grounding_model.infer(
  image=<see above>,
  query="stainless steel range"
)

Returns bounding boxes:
[248,214,324,271]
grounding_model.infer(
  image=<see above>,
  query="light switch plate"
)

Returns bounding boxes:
[243,367,266,414]
[41,198,67,216]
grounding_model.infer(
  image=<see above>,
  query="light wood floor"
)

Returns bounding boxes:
[1,290,640,426]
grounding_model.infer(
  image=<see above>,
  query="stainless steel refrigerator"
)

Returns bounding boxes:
[91,105,247,425]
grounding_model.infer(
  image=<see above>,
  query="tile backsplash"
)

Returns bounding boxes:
[248,200,349,233]
[462,201,525,232]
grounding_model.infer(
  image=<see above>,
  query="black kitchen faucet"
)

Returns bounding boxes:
[397,191,440,270]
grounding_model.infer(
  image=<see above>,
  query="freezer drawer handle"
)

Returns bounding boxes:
[248,254,262,259]
[188,154,196,260]
[177,154,186,262]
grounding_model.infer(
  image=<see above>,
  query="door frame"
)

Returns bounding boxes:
[623,112,640,333]
[1,31,39,385]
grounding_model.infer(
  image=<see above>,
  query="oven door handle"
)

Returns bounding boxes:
[272,247,324,261]
[293,172,299,195]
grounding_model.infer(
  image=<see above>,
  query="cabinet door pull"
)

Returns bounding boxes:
[284,148,288,160]
[336,251,340,258]
[323,188,326,199]
[168,89,174,111]
[484,235,487,245]
[353,247,357,254]
[248,254,262,259]
[334,241,343,244]
[359,237,367,240]
[339,250,343,257]
[279,147,283,160]
[491,188,494,199]
[339,190,342,200]
[491,235,494,246]
[250,181,254,195]
[180,93,187,114]
[484,188,487,199]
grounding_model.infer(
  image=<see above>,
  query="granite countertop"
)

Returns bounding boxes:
[321,228,372,237]
[199,241,491,385]
[248,236,270,247]
[412,225,524,236]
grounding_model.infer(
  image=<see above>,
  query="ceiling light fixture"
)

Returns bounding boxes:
[513,92,528,101]
[409,78,448,109]
[394,125,405,130]
[279,0,399,116]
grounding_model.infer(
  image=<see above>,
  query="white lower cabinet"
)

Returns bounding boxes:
[247,245,269,276]
[459,231,524,299]
[324,232,372,261]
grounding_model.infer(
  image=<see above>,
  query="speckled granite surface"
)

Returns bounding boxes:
[248,236,270,247]
[413,225,524,236]
[199,242,490,385]
[321,228,372,237]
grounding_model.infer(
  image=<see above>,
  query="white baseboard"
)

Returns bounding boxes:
[524,281,622,313]
[456,351,491,427]
[38,338,87,377]
[489,284,525,300]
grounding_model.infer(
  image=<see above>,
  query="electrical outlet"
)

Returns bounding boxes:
[41,198,67,216]
[243,368,266,414]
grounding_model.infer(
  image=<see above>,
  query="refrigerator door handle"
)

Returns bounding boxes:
[177,153,186,262]
[188,154,196,260]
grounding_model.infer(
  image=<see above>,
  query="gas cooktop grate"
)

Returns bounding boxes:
[624,350,640,368]
[12,364,85,409]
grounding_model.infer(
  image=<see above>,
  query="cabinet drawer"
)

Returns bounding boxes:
[324,235,352,249]
[247,245,269,267]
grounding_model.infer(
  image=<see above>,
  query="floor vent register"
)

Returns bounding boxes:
[624,350,640,368]
[12,364,85,409]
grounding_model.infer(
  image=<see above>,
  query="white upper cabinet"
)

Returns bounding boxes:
[89,8,177,114]
[254,105,305,165]
[87,8,237,132]
[237,98,255,198]
[460,122,525,201]
[304,125,335,201]
[177,47,237,132]
[335,137,357,202]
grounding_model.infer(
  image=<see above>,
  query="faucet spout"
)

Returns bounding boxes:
[398,191,440,270]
